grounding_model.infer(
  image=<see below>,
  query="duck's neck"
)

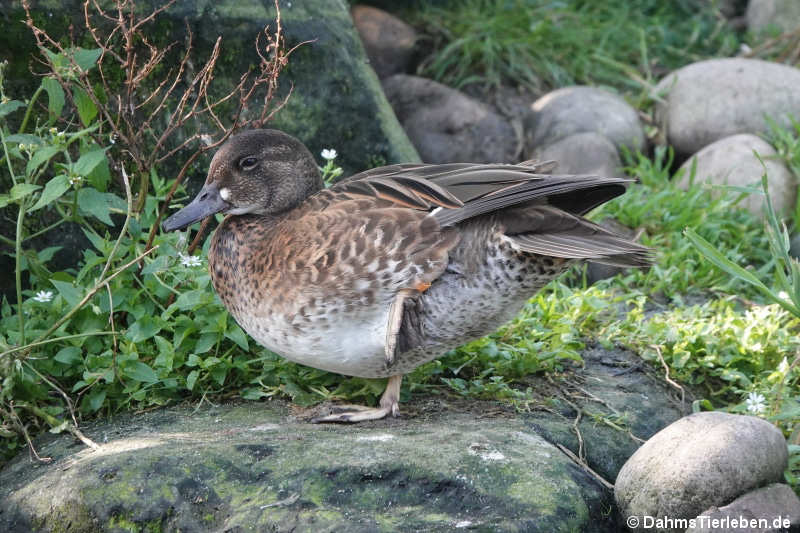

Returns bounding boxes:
[209,214,280,313]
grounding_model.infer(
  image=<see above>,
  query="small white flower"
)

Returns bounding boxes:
[778,357,790,375]
[320,148,337,161]
[778,291,790,302]
[1,95,9,104]
[745,392,766,415]
[179,253,203,268]
[32,290,54,303]
[69,175,83,186]
[49,127,58,135]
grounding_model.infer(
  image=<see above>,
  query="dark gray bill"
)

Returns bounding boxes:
[162,183,228,232]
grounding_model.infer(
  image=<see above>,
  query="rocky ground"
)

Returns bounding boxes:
[1,347,685,532]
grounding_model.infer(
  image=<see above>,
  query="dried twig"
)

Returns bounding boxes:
[651,344,685,408]
[556,443,614,490]
[5,404,52,463]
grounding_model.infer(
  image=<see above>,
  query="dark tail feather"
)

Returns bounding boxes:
[503,205,652,268]
[509,233,652,267]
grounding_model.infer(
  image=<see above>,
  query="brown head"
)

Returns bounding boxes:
[162,129,323,231]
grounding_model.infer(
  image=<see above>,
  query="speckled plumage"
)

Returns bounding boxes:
[164,129,651,421]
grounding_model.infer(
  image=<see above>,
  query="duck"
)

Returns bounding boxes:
[162,129,650,422]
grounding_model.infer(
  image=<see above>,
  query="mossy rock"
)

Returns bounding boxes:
[2,0,419,177]
[0,402,612,532]
[0,347,686,532]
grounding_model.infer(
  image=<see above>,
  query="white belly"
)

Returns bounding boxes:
[234,308,389,378]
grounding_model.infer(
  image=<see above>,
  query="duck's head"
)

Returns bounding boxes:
[162,129,322,231]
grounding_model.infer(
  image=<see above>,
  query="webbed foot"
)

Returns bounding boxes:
[311,375,402,423]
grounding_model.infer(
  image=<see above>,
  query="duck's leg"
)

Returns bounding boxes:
[311,375,402,423]
[385,289,416,368]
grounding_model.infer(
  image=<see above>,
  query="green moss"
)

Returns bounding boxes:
[108,514,139,532]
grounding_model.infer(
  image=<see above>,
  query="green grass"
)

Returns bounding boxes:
[413,0,741,93]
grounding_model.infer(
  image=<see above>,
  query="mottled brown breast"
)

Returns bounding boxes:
[208,191,460,346]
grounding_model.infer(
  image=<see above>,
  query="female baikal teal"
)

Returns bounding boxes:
[163,129,650,422]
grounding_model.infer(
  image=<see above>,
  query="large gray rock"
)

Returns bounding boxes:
[676,133,796,216]
[351,4,417,79]
[686,484,800,533]
[530,131,622,178]
[383,74,517,163]
[615,412,789,533]
[655,58,800,156]
[747,0,800,33]
[527,86,645,154]
[0,405,614,532]
[0,346,686,532]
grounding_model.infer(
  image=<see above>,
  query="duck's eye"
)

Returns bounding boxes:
[239,156,258,170]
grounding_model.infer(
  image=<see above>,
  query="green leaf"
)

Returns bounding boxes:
[153,336,174,371]
[37,246,62,263]
[186,370,199,390]
[141,255,171,275]
[30,174,70,211]
[77,188,125,225]
[87,156,110,192]
[73,148,107,176]
[87,389,106,412]
[241,387,269,400]
[0,100,23,117]
[210,366,227,386]
[10,183,41,201]
[81,227,107,253]
[174,289,210,311]
[5,134,43,145]
[72,86,97,127]
[51,279,82,308]
[684,228,800,316]
[194,333,217,354]
[54,346,82,365]
[41,77,65,120]
[126,315,164,343]
[769,406,800,421]
[73,48,103,71]
[26,146,61,176]
[225,325,249,351]
[0,195,9,209]
[123,361,159,383]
